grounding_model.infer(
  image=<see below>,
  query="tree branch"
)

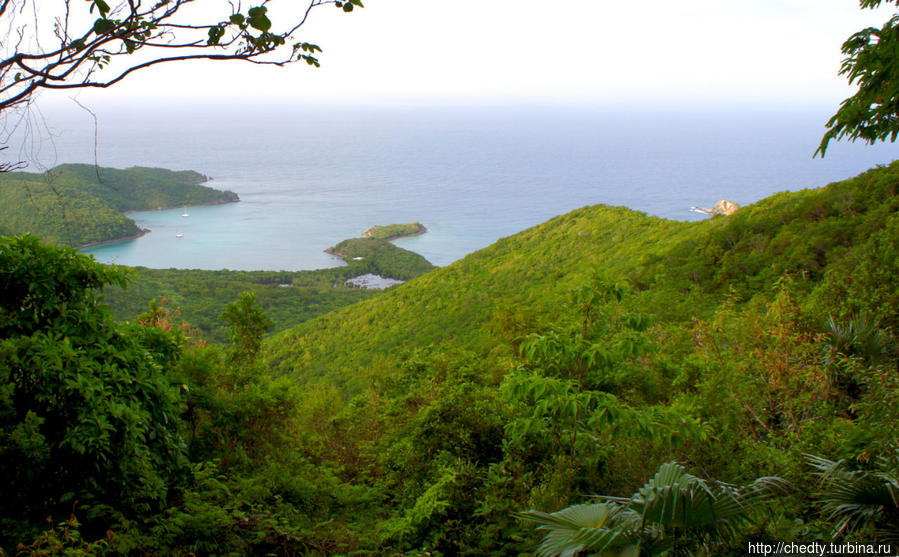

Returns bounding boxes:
[0,0,356,114]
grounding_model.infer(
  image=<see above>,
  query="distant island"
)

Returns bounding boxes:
[0,164,238,247]
[362,222,427,241]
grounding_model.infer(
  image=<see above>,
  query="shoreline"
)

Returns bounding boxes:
[77,228,150,250]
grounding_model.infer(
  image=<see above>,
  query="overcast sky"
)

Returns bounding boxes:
[40,1,899,108]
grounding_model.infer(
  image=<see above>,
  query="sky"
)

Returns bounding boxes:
[33,0,899,108]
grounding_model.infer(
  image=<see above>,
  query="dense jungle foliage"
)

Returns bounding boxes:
[0,164,236,246]
[2,162,898,555]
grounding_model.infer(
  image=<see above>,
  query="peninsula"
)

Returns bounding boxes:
[0,164,238,247]
[326,223,435,282]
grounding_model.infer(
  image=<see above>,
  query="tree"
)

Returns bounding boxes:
[818,0,899,155]
[0,235,189,543]
[221,290,274,367]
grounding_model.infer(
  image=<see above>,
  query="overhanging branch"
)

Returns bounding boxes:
[0,0,357,115]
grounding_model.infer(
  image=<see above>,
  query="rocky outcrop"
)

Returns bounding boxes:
[691,199,739,216]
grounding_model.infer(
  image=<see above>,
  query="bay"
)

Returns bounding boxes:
[26,101,898,270]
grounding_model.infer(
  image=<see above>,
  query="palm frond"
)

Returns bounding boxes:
[516,503,637,557]
[521,462,786,556]
[807,454,899,538]
[824,313,890,362]
[627,462,784,534]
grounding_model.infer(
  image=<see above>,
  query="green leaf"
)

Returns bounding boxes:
[93,18,116,35]
[207,25,225,45]
[123,39,135,54]
[93,0,111,16]
[342,2,354,12]
[247,6,272,32]
[230,13,245,25]
[516,504,632,557]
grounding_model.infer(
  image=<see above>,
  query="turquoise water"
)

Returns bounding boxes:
[33,102,897,270]
[88,202,349,271]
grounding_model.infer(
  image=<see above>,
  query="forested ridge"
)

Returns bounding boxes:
[0,164,237,247]
[1,162,898,555]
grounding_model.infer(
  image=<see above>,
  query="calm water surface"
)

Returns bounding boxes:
[26,102,898,270]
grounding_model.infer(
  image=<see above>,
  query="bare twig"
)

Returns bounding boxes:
[69,96,100,181]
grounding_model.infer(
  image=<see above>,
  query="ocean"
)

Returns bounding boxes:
[21,101,898,270]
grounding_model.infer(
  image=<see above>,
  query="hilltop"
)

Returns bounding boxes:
[0,164,237,246]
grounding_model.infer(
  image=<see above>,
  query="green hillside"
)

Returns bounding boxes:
[267,205,686,389]
[0,180,140,246]
[268,162,899,392]
[252,162,899,553]
[0,164,237,246]
[2,163,898,555]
